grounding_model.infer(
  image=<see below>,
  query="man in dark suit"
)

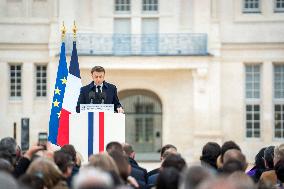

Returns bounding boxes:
[76,66,124,113]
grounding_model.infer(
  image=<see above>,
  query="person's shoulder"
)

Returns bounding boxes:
[104,81,116,89]
[81,82,93,90]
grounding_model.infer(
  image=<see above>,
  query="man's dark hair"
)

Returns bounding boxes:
[106,141,123,153]
[161,153,186,171]
[264,146,275,169]
[61,144,77,162]
[91,66,105,74]
[221,141,241,162]
[54,150,73,173]
[222,160,244,174]
[156,167,180,189]
[200,142,221,169]
[275,160,284,183]
[160,144,177,157]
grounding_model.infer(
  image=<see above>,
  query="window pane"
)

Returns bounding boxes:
[245,65,261,99]
[35,65,47,97]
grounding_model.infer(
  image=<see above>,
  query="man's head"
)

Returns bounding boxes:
[122,143,135,159]
[160,144,177,160]
[91,66,105,86]
[106,141,123,154]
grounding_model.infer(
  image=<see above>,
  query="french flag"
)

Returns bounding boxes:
[69,112,125,161]
[57,41,82,146]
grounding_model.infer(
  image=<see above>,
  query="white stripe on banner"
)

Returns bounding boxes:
[93,112,99,154]
[62,74,82,113]
[104,112,125,150]
[69,113,88,162]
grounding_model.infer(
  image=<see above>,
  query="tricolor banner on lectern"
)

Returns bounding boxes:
[69,112,125,162]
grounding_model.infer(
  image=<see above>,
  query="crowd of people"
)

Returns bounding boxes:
[0,137,284,189]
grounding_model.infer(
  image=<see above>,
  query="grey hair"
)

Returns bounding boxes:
[73,167,113,189]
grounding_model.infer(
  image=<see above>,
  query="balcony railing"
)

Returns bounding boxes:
[66,33,207,56]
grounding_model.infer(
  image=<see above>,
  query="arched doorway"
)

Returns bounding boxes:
[119,89,162,160]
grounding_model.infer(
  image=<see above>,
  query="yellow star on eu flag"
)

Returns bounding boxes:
[53,99,60,107]
[57,111,61,118]
[61,77,67,85]
[54,87,61,95]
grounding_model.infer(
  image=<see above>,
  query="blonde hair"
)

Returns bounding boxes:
[26,158,64,188]
[88,152,119,175]
[274,144,284,163]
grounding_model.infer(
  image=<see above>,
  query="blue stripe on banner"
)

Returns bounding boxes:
[88,112,94,157]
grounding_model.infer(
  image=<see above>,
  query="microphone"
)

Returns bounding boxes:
[100,92,106,104]
[88,91,96,104]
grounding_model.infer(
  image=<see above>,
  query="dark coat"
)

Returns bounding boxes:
[76,81,122,113]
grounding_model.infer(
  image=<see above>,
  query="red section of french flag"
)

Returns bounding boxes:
[57,108,70,145]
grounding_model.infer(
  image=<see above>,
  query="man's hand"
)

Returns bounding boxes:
[117,107,124,113]
[24,145,44,160]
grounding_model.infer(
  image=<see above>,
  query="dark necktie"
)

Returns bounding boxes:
[97,86,101,94]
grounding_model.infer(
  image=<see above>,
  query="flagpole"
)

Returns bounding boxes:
[61,21,66,41]
[72,20,77,41]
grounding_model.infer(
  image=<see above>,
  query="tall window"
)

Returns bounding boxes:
[243,0,260,13]
[142,0,158,12]
[10,64,22,97]
[245,64,261,138]
[274,65,284,138]
[115,0,130,12]
[275,0,284,12]
[35,65,47,97]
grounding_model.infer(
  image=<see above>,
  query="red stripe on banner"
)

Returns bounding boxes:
[99,112,104,152]
[57,108,70,146]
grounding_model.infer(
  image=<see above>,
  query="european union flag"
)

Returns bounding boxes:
[48,42,68,144]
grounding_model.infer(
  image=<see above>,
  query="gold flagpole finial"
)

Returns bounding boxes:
[61,21,66,40]
[72,20,77,40]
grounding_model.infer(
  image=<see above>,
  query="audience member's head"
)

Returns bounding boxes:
[274,144,284,165]
[156,167,180,189]
[88,152,119,175]
[200,142,221,169]
[108,150,130,181]
[61,144,77,163]
[53,150,74,178]
[19,173,45,189]
[26,158,64,188]
[106,142,123,154]
[160,144,177,159]
[122,143,135,159]
[254,147,266,169]
[0,137,18,166]
[223,149,247,171]
[73,167,113,189]
[161,153,186,172]
[263,146,274,169]
[0,158,13,173]
[223,160,245,174]
[179,165,212,189]
[227,171,256,189]
[0,171,18,189]
[220,141,241,163]
[275,159,284,183]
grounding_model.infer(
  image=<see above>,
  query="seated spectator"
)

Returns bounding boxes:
[19,173,45,189]
[222,149,247,172]
[200,142,221,171]
[219,140,241,169]
[275,160,284,188]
